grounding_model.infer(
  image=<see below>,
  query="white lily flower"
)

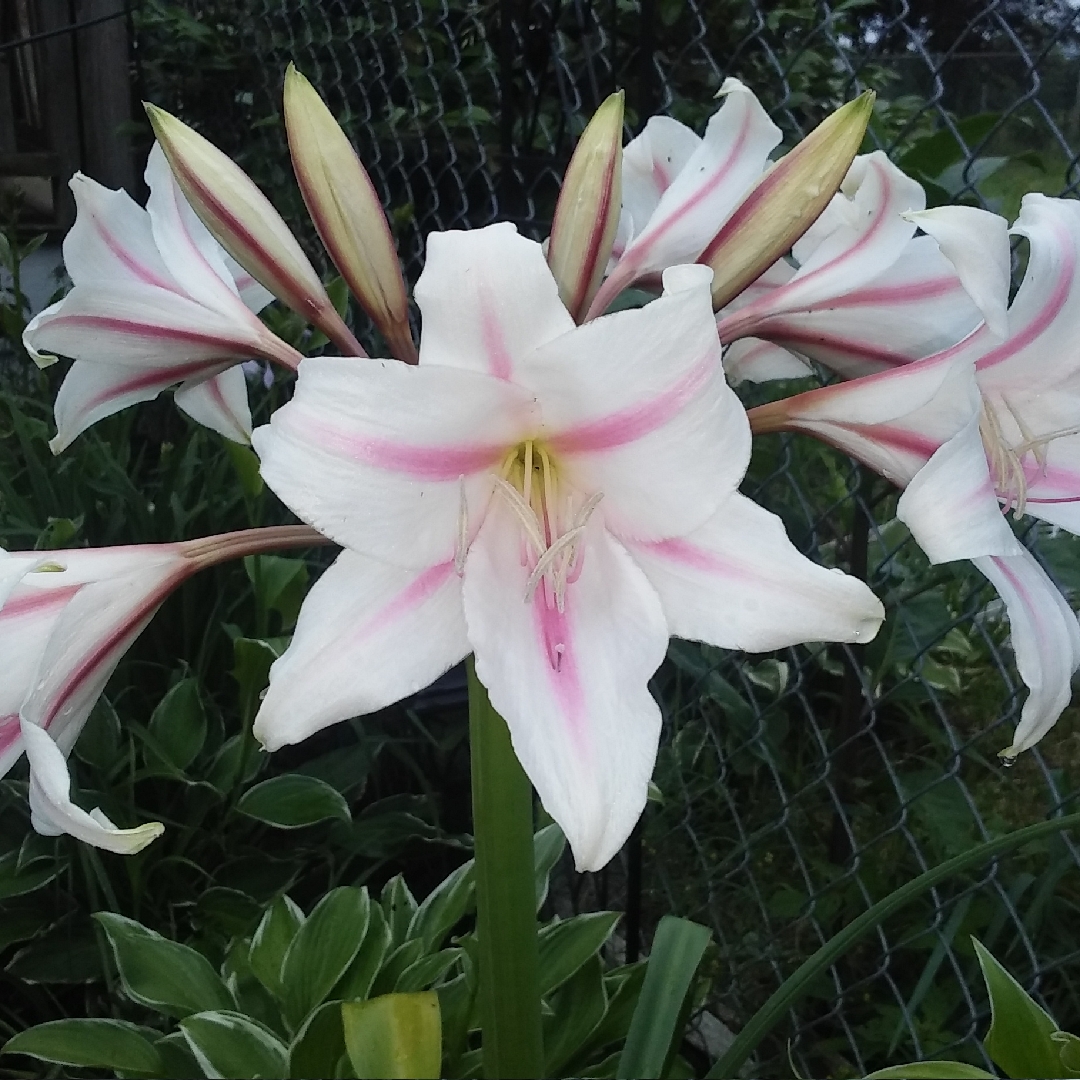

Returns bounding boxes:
[0,544,193,851]
[252,223,884,871]
[718,152,1008,383]
[23,144,301,453]
[748,193,1080,757]
[0,526,321,851]
[585,79,781,319]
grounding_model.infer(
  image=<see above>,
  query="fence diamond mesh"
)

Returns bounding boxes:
[7,0,1080,1074]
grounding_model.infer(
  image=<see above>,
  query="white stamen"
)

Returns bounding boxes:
[524,526,585,604]
[493,476,546,556]
[454,475,469,576]
[981,397,1080,519]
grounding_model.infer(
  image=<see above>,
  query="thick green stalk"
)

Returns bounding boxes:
[707,810,1080,1078]
[468,659,544,1079]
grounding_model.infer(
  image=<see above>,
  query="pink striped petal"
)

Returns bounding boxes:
[253,355,537,568]
[62,173,176,291]
[22,719,163,853]
[463,503,668,871]
[527,264,742,542]
[50,356,233,453]
[255,550,468,751]
[907,205,1011,338]
[592,79,780,315]
[974,547,1080,757]
[977,195,1080,387]
[174,366,252,445]
[1,546,189,780]
[770,352,969,487]
[723,236,985,379]
[20,555,192,752]
[415,224,574,379]
[627,492,883,651]
[26,282,265,368]
[619,115,702,251]
[896,408,1022,563]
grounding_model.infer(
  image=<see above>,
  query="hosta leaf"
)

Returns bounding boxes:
[94,912,233,1018]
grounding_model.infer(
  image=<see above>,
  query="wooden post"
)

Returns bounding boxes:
[75,0,134,194]
[37,3,83,229]
[0,53,16,157]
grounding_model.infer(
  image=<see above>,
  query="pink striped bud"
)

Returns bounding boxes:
[547,91,624,323]
[284,66,417,364]
[701,91,875,311]
[145,103,367,357]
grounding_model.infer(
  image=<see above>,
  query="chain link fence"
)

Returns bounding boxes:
[8,0,1080,1074]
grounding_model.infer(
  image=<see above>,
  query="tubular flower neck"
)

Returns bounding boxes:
[489,440,602,612]
[979,396,1080,517]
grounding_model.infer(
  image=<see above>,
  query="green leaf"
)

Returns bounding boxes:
[1054,1031,1080,1073]
[94,912,234,1018]
[538,911,620,996]
[3,1019,164,1074]
[237,774,350,829]
[545,955,607,1076]
[244,554,309,631]
[154,1031,202,1079]
[395,948,464,993]
[973,937,1068,1079]
[577,962,648,1063]
[342,992,441,1079]
[282,887,370,1028]
[194,887,262,938]
[382,874,419,945]
[288,999,348,1079]
[0,909,51,953]
[618,916,711,1079]
[7,924,105,984]
[409,859,475,952]
[0,849,66,899]
[863,1065,995,1079]
[334,900,392,1001]
[231,636,282,724]
[534,822,566,911]
[249,894,305,998]
[224,440,264,498]
[149,678,206,770]
[370,939,425,998]
[179,1011,288,1079]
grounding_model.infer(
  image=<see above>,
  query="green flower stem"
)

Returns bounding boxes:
[468,658,544,1079]
[707,809,1080,1078]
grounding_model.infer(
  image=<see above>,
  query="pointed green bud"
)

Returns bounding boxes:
[145,102,366,356]
[547,91,624,323]
[284,65,417,364]
[701,90,875,311]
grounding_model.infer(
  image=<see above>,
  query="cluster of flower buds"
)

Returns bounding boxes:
[7,69,1079,868]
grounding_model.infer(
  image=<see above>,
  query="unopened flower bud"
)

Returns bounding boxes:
[701,91,875,311]
[284,65,417,363]
[145,103,366,356]
[547,91,624,323]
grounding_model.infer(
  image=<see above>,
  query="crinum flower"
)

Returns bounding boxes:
[748,194,1080,757]
[23,145,301,451]
[251,222,884,871]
